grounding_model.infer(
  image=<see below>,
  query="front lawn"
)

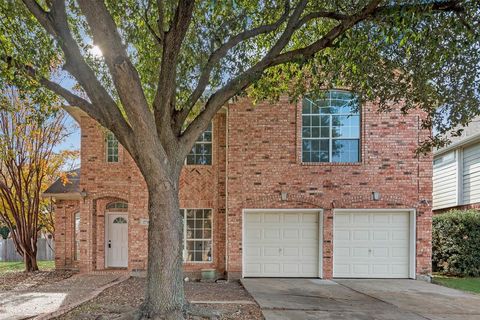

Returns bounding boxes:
[0,260,55,273]
[433,276,480,294]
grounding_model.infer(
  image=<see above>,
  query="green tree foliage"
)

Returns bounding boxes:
[0,0,478,318]
[433,209,480,277]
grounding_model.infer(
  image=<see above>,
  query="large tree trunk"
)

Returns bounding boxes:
[140,173,186,320]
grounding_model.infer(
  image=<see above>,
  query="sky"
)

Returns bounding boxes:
[57,114,81,152]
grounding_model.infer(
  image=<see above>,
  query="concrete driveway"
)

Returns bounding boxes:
[241,278,480,320]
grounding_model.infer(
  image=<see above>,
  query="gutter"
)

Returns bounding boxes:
[434,132,480,156]
[41,192,83,200]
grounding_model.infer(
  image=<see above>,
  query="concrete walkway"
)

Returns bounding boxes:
[0,273,127,320]
[241,278,480,320]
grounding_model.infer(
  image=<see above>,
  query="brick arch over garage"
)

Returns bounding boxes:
[243,192,422,210]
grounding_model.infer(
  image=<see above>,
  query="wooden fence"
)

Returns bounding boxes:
[0,238,54,261]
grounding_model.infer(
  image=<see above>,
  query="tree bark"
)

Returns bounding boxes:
[140,172,186,320]
[24,251,38,272]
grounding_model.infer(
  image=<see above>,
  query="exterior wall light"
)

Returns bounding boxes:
[80,188,88,200]
[371,191,381,201]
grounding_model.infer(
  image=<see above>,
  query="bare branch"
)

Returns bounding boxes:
[21,0,56,35]
[157,0,165,41]
[153,0,195,143]
[143,0,163,47]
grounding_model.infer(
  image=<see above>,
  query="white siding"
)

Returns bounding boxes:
[463,144,480,205]
[433,158,458,210]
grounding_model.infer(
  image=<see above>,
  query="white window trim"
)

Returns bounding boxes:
[74,212,80,261]
[433,150,456,168]
[181,208,214,263]
[185,122,213,166]
[301,92,361,164]
[105,132,119,163]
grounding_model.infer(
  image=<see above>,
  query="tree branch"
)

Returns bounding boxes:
[143,0,163,47]
[174,1,291,132]
[179,0,311,151]
[76,0,155,136]
[156,0,165,41]
[153,0,195,152]
[21,0,130,141]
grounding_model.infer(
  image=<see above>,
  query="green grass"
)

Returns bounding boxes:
[433,276,480,294]
[0,260,55,273]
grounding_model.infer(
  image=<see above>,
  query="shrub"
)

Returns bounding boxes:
[432,209,480,276]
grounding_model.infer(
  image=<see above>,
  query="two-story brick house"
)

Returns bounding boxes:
[45,90,433,280]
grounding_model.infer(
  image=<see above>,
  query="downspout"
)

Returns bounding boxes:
[225,105,229,278]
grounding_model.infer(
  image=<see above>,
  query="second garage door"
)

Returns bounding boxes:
[244,210,320,277]
[333,210,412,278]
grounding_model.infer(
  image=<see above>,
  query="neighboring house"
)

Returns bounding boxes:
[44,90,433,280]
[432,117,480,213]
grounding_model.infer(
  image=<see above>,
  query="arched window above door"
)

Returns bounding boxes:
[106,202,128,211]
[113,217,127,224]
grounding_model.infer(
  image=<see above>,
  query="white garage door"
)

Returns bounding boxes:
[334,210,411,278]
[244,211,320,277]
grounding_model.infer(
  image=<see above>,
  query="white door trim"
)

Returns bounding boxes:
[332,208,416,279]
[105,212,129,268]
[242,208,324,278]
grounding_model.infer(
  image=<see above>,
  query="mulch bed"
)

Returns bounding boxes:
[55,277,263,320]
[0,270,75,291]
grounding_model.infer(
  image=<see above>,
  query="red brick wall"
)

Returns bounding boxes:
[54,200,79,269]
[55,96,433,280]
[57,112,226,275]
[225,96,433,279]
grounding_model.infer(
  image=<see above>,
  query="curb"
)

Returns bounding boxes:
[34,274,131,320]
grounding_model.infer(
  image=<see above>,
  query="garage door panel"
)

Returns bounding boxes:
[283,229,300,239]
[302,212,318,223]
[264,213,281,222]
[264,228,280,240]
[373,214,390,224]
[244,211,320,277]
[373,231,388,240]
[334,211,411,279]
[245,246,261,257]
[245,228,262,241]
[353,230,369,240]
[353,213,369,224]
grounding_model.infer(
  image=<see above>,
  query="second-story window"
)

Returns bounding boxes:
[186,123,212,165]
[302,90,360,163]
[106,132,119,163]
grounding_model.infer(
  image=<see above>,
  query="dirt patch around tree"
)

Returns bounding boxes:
[0,269,75,291]
[55,277,263,320]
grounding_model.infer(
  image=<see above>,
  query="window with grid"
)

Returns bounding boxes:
[302,90,360,163]
[74,212,80,261]
[106,132,119,163]
[182,209,212,262]
[186,123,212,165]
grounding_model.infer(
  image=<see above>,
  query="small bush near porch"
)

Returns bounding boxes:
[432,210,480,277]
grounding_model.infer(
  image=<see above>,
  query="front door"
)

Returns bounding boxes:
[106,213,128,268]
